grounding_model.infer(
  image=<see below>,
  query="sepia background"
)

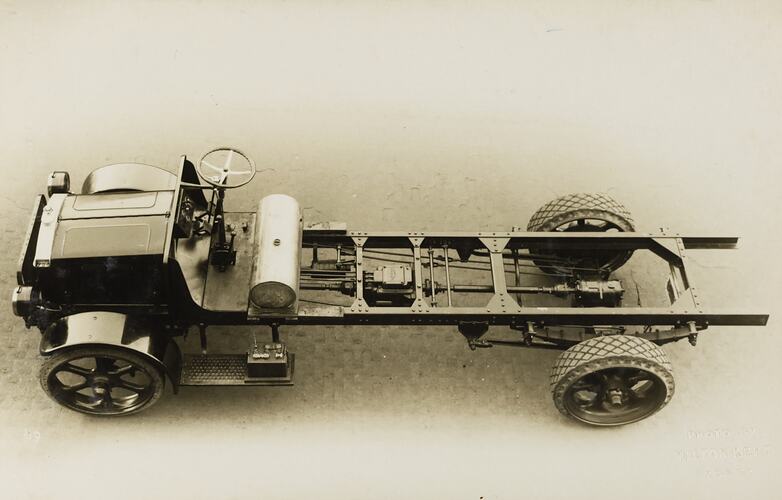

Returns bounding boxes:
[1,1,780,498]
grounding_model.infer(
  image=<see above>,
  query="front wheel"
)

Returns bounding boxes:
[40,346,165,416]
[550,335,674,426]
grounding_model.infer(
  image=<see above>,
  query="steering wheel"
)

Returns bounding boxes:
[196,147,256,189]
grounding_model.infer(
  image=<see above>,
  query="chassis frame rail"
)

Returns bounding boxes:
[290,229,768,332]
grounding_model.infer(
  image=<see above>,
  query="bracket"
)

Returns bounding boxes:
[479,237,522,314]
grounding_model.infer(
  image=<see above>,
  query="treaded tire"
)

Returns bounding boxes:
[526,193,635,277]
[40,346,165,416]
[550,335,674,426]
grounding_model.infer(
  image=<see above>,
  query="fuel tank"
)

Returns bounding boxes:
[249,194,302,314]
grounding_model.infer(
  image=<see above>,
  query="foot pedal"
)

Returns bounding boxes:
[179,347,294,386]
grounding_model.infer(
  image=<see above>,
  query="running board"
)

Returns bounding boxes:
[179,350,294,386]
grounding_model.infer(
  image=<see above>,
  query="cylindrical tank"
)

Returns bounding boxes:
[249,194,302,312]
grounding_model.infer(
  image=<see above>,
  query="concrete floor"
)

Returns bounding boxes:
[1,2,781,499]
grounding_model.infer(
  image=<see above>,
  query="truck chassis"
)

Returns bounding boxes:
[12,149,769,426]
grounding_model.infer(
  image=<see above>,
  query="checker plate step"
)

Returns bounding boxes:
[179,353,295,386]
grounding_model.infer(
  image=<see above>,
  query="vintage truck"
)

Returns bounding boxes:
[11,148,769,426]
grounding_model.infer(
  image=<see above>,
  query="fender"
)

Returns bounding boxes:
[40,311,182,393]
[82,163,178,194]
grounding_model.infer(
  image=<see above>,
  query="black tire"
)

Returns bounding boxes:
[526,193,635,277]
[40,345,165,416]
[550,335,674,426]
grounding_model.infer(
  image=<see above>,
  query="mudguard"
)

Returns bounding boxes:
[82,164,178,194]
[40,311,182,393]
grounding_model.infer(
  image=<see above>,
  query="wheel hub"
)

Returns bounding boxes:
[562,365,669,425]
[607,388,625,407]
[604,375,629,407]
[91,375,110,396]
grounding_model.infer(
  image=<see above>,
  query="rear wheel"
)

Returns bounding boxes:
[40,346,165,416]
[550,335,674,426]
[526,193,635,277]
